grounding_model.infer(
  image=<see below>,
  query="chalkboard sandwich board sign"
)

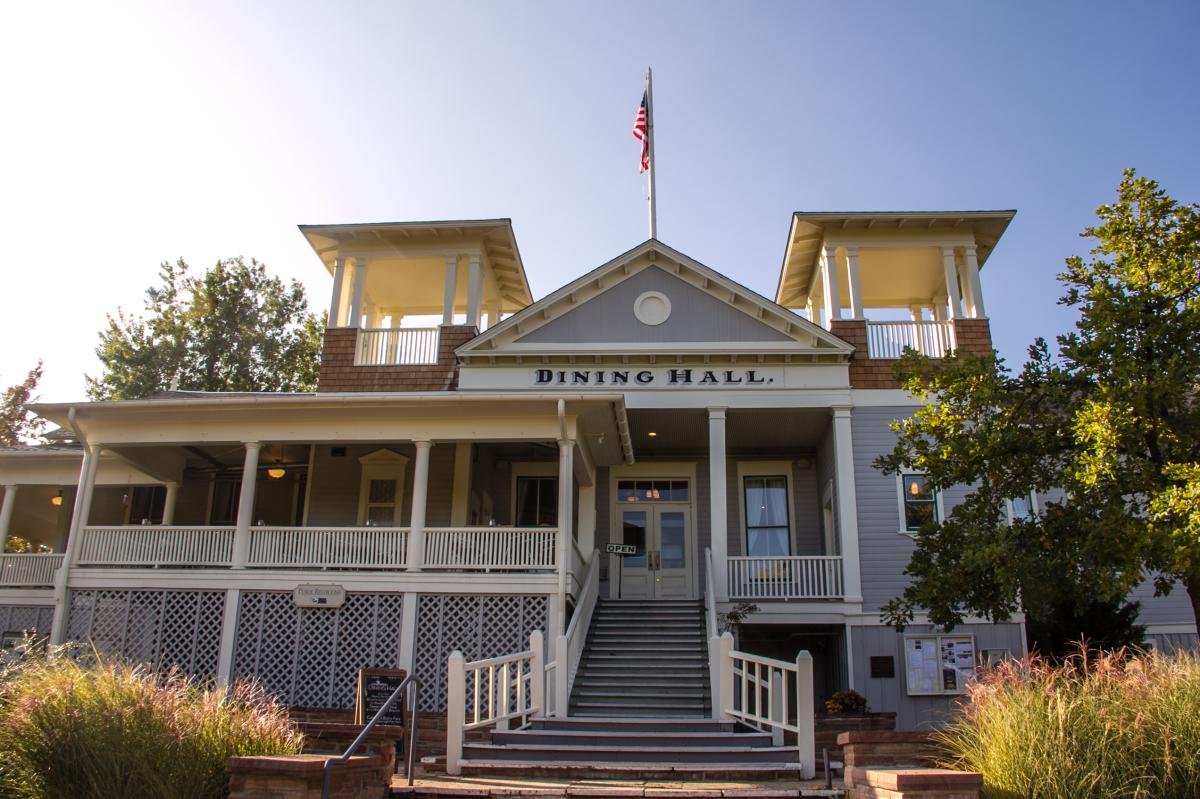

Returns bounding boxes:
[354,668,408,727]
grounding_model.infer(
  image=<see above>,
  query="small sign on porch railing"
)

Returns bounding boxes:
[292,584,346,608]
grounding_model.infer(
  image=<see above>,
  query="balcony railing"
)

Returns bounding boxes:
[424,527,558,571]
[355,327,440,366]
[0,553,64,587]
[75,525,558,572]
[247,526,408,569]
[727,555,844,600]
[866,320,956,359]
[78,526,234,567]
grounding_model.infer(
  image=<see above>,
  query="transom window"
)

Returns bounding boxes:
[744,476,790,556]
[515,477,558,526]
[901,474,938,532]
[617,480,689,503]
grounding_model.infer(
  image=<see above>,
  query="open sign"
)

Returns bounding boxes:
[605,543,638,555]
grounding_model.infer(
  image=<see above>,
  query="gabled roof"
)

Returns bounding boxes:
[458,239,854,361]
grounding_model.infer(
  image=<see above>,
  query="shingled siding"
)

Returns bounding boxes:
[315,325,477,392]
[831,319,994,390]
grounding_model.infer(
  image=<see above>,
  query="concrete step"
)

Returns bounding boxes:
[429,759,804,781]
[569,702,709,716]
[572,688,710,700]
[573,676,708,688]
[461,743,795,764]
[489,730,775,748]
[526,716,739,732]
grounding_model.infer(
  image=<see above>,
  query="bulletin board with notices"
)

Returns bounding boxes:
[904,635,976,695]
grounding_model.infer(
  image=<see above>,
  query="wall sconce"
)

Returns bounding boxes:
[267,467,286,479]
[51,489,63,507]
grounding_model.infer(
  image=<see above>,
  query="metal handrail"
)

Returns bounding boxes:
[321,674,421,798]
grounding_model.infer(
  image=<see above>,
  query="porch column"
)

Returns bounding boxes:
[931,296,947,322]
[488,298,502,331]
[0,485,16,548]
[162,482,179,526]
[442,255,458,325]
[963,245,987,318]
[51,443,101,644]
[556,438,575,635]
[845,246,864,319]
[348,256,367,328]
[231,442,261,569]
[804,297,816,324]
[328,256,346,327]
[707,408,729,602]
[821,245,842,326]
[941,247,964,320]
[466,254,483,328]
[407,441,432,571]
[830,408,863,604]
[577,484,596,558]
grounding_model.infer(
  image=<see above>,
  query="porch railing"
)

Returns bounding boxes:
[715,635,815,778]
[78,526,234,567]
[424,527,557,570]
[865,320,956,359]
[355,327,440,366]
[0,553,64,587]
[554,550,599,716]
[446,631,544,776]
[727,555,844,600]
[247,527,409,569]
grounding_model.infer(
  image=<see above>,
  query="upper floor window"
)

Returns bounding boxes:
[744,476,791,556]
[900,474,939,532]
[515,476,557,526]
[1007,492,1038,524]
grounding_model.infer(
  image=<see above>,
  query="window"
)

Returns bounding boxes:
[617,479,689,503]
[515,477,557,526]
[209,479,239,525]
[127,485,165,524]
[904,635,976,695]
[356,449,409,527]
[743,476,790,556]
[900,474,938,532]
[1007,492,1037,524]
[364,479,398,525]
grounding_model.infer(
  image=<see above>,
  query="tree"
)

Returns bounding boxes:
[1,361,45,446]
[87,258,324,399]
[878,170,1200,643]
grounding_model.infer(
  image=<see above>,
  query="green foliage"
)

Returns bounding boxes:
[1025,599,1147,662]
[877,170,1200,639]
[936,649,1200,798]
[0,645,303,799]
[824,689,868,715]
[86,258,324,400]
[0,361,45,446]
[2,536,51,554]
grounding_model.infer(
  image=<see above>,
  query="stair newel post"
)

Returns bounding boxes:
[795,650,816,779]
[770,670,784,746]
[554,631,569,717]
[530,630,545,719]
[446,650,466,776]
[718,631,735,720]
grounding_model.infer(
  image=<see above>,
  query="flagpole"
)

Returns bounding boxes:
[645,67,657,240]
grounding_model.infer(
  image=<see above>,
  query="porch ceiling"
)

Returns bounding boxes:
[626,408,828,458]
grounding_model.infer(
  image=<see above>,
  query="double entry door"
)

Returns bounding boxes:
[616,505,693,599]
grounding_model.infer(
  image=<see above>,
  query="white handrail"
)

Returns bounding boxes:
[865,320,956,359]
[78,526,234,567]
[555,550,600,716]
[247,526,409,569]
[354,327,440,365]
[716,635,815,779]
[0,553,64,587]
[727,555,845,599]
[424,527,557,570]
[705,547,720,719]
[705,547,718,640]
[446,630,544,776]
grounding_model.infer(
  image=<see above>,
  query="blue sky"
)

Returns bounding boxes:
[2,1,1198,401]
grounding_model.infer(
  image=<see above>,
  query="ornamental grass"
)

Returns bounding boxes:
[936,647,1200,799]
[0,643,303,799]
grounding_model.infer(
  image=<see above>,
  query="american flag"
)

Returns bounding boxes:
[632,91,649,173]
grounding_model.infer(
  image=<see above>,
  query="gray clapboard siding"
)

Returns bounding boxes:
[516,266,792,345]
[851,622,1025,730]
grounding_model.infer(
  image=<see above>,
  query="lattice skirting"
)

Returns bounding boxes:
[0,604,54,640]
[414,594,549,711]
[232,591,405,709]
[66,589,224,681]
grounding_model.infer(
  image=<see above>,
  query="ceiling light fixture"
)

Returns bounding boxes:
[647,431,657,438]
[267,466,286,479]
[51,489,63,507]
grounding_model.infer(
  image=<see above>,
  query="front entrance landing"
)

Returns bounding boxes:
[394,773,843,798]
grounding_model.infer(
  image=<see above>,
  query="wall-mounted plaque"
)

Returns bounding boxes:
[292,584,346,608]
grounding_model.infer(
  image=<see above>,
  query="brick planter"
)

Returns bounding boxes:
[836,731,982,799]
[226,753,386,799]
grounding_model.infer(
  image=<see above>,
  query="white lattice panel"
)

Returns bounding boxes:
[414,594,548,711]
[0,604,54,639]
[232,591,405,709]
[65,590,224,681]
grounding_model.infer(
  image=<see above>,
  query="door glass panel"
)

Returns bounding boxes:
[622,511,647,568]
[660,511,686,569]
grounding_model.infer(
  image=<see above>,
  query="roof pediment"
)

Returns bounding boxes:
[458,240,853,362]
